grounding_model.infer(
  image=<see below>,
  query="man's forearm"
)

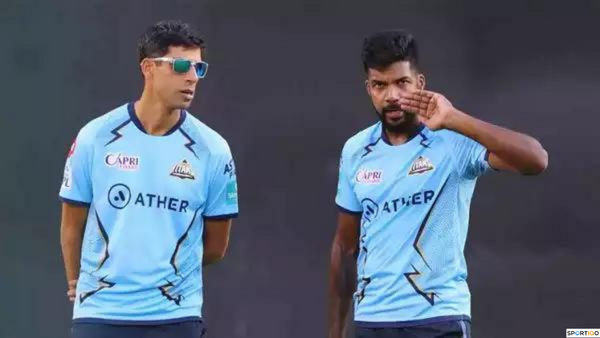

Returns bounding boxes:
[448,109,548,174]
[202,219,231,267]
[61,224,84,281]
[202,252,225,266]
[328,242,357,338]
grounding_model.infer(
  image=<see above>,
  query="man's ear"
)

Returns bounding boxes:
[417,73,426,90]
[140,59,154,79]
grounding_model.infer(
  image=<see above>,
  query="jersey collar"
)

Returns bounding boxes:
[127,102,187,136]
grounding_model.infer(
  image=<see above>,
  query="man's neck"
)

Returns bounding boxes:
[135,95,181,136]
[383,123,422,146]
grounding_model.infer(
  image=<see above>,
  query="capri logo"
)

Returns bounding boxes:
[105,153,140,171]
[356,169,383,185]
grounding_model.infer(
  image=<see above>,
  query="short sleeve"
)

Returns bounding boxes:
[447,131,492,179]
[335,147,362,214]
[59,132,93,206]
[203,146,239,220]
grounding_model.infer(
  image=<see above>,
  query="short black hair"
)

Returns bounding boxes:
[137,20,205,62]
[361,30,420,72]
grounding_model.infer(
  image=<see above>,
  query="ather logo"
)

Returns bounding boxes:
[107,183,189,213]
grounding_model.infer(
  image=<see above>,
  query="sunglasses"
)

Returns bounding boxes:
[149,57,209,78]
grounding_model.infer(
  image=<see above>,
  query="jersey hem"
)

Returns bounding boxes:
[484,150,500,171]
[59,196,91,207]
[336,204,362,215]
[72,316,202,326]
[203,212,239,220]
[355,314,471,328]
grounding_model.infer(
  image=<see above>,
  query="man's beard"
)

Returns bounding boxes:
[377,103,419,134]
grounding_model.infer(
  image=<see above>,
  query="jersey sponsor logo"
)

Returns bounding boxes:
[360,198,379,225]
[226,181,238,205]
[67,139,76,158]
[170,159,195,180]
[133,192,190,213]
[108,183,131,209]
[104,153,140,171]
[224,159,235,178]
[107,183,190,213]
[381,190,435,213]
[356,169,383,185]
[62,161,72,190]
[408,156,434,175]
[359,190,436,222]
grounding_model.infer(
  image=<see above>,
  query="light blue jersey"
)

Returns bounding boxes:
[336,122,492,328]
[59,103,239,324]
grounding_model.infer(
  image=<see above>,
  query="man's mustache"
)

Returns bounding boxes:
[382,104,402,113]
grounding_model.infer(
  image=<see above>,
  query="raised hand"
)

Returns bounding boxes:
[399,90,457,131]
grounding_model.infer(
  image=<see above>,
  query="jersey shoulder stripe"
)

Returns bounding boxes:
[76,104,131,147]
[342,122,382,160]
[179,113,231,157]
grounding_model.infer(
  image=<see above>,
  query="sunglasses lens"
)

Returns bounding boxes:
[194,62,208,78]
[173,59,192,73]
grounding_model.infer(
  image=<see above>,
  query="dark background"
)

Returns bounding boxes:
[1,0,599,337]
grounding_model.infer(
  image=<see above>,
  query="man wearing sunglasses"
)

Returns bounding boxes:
[328,30,548,338]
[59,20,238,338]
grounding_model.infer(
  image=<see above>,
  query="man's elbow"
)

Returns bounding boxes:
[332,239,358,261]
[213,249,227,262]
[522,141,549,175]
[205,246,228,263]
